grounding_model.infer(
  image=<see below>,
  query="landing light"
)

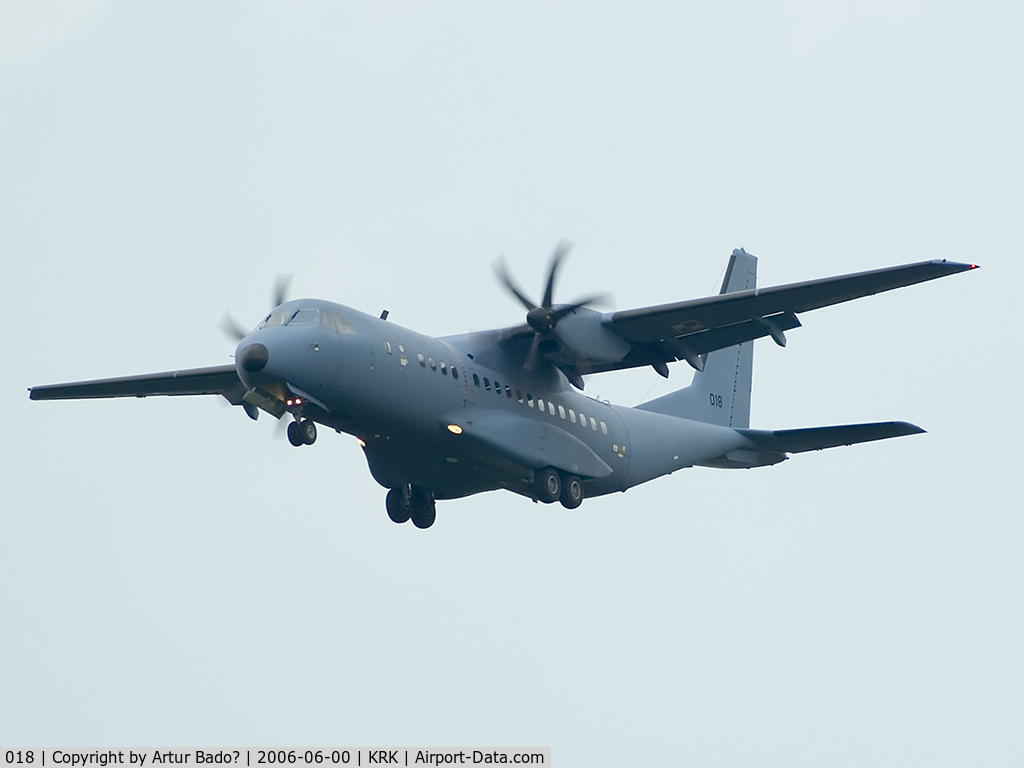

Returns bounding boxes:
[286,397,303,407]
[446,424,464,435]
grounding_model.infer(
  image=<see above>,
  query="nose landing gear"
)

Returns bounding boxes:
[286,418,317,446]
[385,485,436,529]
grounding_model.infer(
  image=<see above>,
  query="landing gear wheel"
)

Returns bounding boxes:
[299,419,317,445]
[386,487,412,524]
[287,420,304,447]
[410,487,437,529]
[560,474,584,509]
[534,467,561,504]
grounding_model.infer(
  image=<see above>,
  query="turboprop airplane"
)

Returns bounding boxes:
[29,245,977,529]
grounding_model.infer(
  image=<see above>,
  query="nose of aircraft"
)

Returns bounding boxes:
[240,342,269,373]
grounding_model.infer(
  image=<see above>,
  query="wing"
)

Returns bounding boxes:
[445,253,976,384]
[29,364,246,404]
[596,254,977,375]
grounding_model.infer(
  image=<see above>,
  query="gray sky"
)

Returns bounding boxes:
[2,2,1020,765]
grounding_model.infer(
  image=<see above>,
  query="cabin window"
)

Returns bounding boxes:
[514,389,523,403]
[322,310,357,334]
[527,394,534,408]
[579,413,587,429]
[428,357,437,371]
[506,386,512,399]
[493,380,500,394]
[558,405,566,419]
[548,402,556,416]
[418,353,426,367]
[590,417,598,431]
[484,377,491,391]
[440,361,447,376]
[600,421,608,435]
[452,367,459,380]
[536,398,544,412]
[569,409,577,424]
[384,341,392,354]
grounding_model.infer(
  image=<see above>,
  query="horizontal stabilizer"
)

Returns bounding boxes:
[740,421,925,454]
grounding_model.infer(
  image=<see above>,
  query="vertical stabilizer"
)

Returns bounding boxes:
[636,249,756,428]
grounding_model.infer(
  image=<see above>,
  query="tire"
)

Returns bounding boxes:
[386,488,412,524]
[300,419,317,445]
[287,420,304,447]
[560,474,584,509]
[534,467,561,504]
[411,502,436,529]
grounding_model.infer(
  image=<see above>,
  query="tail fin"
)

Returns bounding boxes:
[636,249,756,428]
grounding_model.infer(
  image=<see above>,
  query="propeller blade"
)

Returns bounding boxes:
[523,332,542,373]
[493,256,538,311]
[541,239,574,308]
[273,274,293,309]
[272,414,291,440]
[218,312,248,342]
[549,293,612,323]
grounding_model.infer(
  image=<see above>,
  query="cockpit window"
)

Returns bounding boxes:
[288,309,321,326]
[322,310,357,335]
[261,309,294,328]
[259,307,356,334]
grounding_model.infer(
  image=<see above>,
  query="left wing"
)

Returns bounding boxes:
[591,255,977,376]
[29,365,246,404]
[450,252,977,384]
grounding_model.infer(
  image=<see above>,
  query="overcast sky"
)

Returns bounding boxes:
[1,2,1020,765]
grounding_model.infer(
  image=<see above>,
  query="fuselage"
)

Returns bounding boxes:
[235,299,752,502]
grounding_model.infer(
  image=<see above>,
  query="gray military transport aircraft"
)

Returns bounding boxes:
[30,245,976,529]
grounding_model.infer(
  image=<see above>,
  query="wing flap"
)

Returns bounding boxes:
[29,365,244,403]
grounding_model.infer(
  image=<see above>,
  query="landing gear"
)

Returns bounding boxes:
[533,467,561,504]
[386,487,412,524]
[534,467,585,508]
[560,474,584,509]
[287,418,317,447]
[385,485,436,529]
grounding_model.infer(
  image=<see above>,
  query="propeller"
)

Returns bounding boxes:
[494,240,608,379]
[218,273,297,425]
[218,274,294,343]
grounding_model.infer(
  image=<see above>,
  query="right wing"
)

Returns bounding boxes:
[29,365,246,404]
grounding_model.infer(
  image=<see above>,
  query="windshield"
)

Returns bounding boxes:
[258,307,355,333]
[260,308,321,328]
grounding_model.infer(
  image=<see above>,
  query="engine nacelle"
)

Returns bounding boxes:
[544,306,631,368]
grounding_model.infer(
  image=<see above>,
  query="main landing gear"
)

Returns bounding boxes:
[287,418,317,447]
[386,485,436,529]
[534,467,584,509]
